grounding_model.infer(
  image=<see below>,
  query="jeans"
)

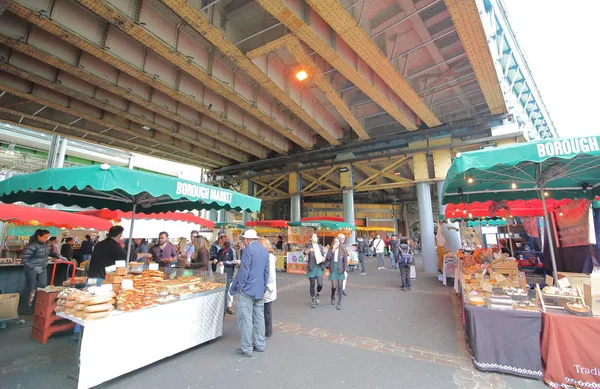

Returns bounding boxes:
[264,301,273,337]
[399,263,411,288]
[237,292,266,355]
[389,252,396,268]
[225,273,234,309]
[376,253,384,268]
[21,266,48,309]
[358,253,366,273]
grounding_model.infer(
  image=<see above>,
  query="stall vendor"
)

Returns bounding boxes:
[88,226,127,280]
[150,231,178,267]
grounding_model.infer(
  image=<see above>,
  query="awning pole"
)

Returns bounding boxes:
[126,204,136,266]
[505,210,513,257]
[540,187,559,286]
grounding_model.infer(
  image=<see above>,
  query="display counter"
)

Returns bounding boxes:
[0,263,56,294]
[58,286,224,389]
[541,310,600,388]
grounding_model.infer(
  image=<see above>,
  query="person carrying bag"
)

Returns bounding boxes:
[397,238,413,292]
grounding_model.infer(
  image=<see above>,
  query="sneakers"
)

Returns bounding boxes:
[311,297,317,308]
[381,266,386,270]
[253,346,265,353]
[235,348,252,358]
[336,303,342,310]
[401,287,407,292]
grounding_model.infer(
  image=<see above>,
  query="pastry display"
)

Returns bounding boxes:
[565,302,592,316]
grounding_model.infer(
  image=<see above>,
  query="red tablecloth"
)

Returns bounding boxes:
[541,311,600,388]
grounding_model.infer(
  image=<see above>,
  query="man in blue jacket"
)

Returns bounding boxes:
[229,229,270,357]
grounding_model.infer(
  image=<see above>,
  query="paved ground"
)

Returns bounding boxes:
[0,256,547,389]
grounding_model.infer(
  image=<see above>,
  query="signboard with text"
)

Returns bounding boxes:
[288,227,314,245]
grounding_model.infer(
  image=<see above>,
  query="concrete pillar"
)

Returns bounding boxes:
[55,137,68,168]
[208,209,217,222]
[436,180,461,252]
[128,155,135,169]
[217,209,226,223]
[340,165,356,244]
[46,134,60,169]
[289,172,301,222]
[417,182,436,273]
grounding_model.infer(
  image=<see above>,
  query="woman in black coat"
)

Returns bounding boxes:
[304,233,325,308]
[325,237,348,311]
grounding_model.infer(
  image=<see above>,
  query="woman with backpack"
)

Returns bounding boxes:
[397,238,413,291]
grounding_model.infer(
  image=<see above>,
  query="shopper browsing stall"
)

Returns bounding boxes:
[189,235,210,272]
[80,234,93,262]
[229,229,270,357]
[88,226,127,280]
[218,238,238,314]
[371,234,386,269]
[150,231,178,267]
[305,233,325,308]
[210,233,225,272]
[180,230,199,264]
[20,229,63,313]
[259,238,277,339]
[325,237,348,311]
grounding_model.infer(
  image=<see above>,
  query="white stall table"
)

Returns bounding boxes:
[58,287,224,389]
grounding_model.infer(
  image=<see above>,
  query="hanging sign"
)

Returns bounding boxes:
[288,227,314,244]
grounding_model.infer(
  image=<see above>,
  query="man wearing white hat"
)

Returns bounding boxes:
[229,229,270,357]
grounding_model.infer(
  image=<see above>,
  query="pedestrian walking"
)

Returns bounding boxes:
[304,233,325,308]
[259,238,277,339]
[398,238,414,291]
[388,235,399,269]
[371,234,386,269]
[229,229,270,357]
[325,237,348,311]
[80,234,93,262]
[217,238,238,315]
[338,233,349,297]
[356,236,368,275]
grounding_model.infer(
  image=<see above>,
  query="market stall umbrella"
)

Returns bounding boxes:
[77,209,215,229]
[245,220,289,228]
[0,165,261,263]
[445,199,573,219]
[0,203,112,230]
[442,135,600,284]
[288,220,355,230]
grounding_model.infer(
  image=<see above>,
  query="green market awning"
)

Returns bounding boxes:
[0,165,261,213]
[288,220,355,231]
[214,222,246,229]
[442,136,600,204]
[466,219,507,227]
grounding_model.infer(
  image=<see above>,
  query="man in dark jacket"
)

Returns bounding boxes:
[88,226,127,280]
[20,229,62,312]
[209,233,225,272]
[388,235,400,269]
[356,236,368,275]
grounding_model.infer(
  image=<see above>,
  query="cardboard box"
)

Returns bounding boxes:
[0,293,19,320]
[116,267,127,276]
[112,276,123,284]
[583,275,600,316]
[557,272,592,290]
[105,273,117,283]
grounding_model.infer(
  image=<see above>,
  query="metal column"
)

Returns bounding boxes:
[217,209,226,223]
[46,134,60,169]
[128,155,135,169]
[290,172,302,222]
[208,209,218,222]
[55,137,68,168]
[290,195,301,222]
[416,182,436,273]
[242,181,255,223]
[342,189,356,244]
[436,181,461,252]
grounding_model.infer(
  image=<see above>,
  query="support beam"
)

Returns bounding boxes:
[305,0,442,127]
[289,172,301,222]
[444,0,507,115]
[340,165,356,244]
[246,35,289,59]
[416,182,436,273]
[6,1,291,154]
[256,0,419,131]
[160,0,342,146]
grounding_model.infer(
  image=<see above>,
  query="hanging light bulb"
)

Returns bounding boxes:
[468,212,473,218]
[559,212,564,216]
[544,191,549,197]
[467,176,474,184]
[463,210,467,215]
[511,182,517,189]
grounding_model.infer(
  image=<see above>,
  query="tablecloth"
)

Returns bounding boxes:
[464,305,543,379]
[541,311,600,388]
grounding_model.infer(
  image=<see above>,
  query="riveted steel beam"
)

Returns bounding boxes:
[6,1,291,154]
[0,35,267,159]
[443,0,506,115]
[305,0,442,127]
[246,35,289,60]
[0,62,242,163]
[256,0,419,131]
[0,84,222,167]
[160,0,342,146]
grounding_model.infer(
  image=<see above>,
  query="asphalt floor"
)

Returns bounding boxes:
[0,255,548,389]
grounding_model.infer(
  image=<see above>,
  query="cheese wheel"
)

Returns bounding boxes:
[84,303,114,313]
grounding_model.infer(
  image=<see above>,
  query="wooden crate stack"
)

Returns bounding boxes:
[31,289,75,344]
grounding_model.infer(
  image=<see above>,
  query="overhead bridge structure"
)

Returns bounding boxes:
[0,0,555,271]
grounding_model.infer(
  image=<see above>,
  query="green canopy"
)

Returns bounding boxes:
[442,136,600,204]
[214,222,246,229]
[442,136,600,285]
[288,220,355,231]
[0,165,261,213]
[466,219,507,227]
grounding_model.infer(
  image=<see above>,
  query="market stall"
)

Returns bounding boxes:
[0,165,262,386]
[0,204,112,293]
[442,136,600,383]
[245,221,289,270]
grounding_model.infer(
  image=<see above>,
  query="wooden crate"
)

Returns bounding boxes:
[31,322,75,344]
[32,314,70,331]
